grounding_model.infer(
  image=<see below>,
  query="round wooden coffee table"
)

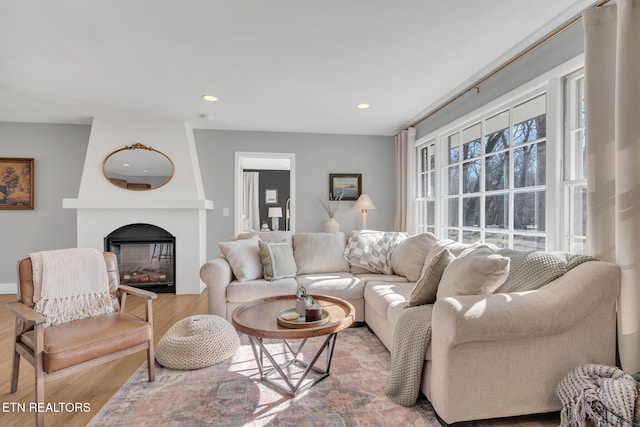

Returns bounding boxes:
[232,294,355,395]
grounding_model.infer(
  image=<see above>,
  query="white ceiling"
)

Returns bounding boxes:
[0,0,595,136]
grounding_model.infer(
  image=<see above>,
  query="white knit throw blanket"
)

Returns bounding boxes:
[384,304,433,406]
[557,364,638,426]
[30,248,114,327]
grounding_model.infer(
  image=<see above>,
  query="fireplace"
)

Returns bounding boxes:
[105,223,176,293]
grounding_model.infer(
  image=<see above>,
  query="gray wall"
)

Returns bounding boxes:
[194,130,395,257]
[0,122,90,286]
[415,21,585,138]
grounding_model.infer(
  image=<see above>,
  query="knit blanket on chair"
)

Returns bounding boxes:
[30,248,114,327]
[556,364,638,426]
[384,304,433,406]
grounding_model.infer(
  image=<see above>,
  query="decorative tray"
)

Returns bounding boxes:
[276,308,329,329]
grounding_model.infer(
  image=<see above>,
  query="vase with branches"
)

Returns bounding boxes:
[318,193,343,219]
[318,193,343,232]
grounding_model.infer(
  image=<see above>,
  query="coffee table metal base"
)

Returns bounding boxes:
[248,333,337,396]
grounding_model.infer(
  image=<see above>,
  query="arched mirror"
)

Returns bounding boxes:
[103,143,174,190]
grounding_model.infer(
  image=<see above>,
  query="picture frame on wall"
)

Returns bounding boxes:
[265,189,278,204]
[329,173,362,201]
[0,157,34,210]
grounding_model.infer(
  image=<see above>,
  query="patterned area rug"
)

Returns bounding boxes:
[88,326,440,426]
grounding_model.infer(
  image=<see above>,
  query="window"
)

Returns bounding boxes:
[440,94,547,250]
[416,140,436,234]
[562,69,587,253]
[414,56,586,253]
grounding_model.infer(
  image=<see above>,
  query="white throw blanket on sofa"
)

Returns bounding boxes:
[30,248,114,327]
[556,364,637,426]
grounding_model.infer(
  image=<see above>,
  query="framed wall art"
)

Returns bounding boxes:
[329,173,362,201]
[265,189,278,204]
[0,157,34,210]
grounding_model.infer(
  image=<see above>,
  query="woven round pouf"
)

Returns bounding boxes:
[155,314,240,370]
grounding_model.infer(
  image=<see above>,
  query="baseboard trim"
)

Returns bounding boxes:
[0,282,17,295]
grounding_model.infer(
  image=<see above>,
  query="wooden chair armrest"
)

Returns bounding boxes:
[6,301,47,325]
[118,285,158,300]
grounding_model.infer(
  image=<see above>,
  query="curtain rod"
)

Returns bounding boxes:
[408,0,611,129]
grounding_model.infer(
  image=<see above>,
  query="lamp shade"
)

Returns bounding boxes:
[268,207,283,218]
[353,194,376,211]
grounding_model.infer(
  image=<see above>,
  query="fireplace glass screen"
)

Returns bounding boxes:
[105,224,175,293]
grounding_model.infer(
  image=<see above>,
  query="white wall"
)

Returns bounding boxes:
[195,130,396,257]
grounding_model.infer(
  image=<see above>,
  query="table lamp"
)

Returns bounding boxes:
[353,194,376,229]
[268,207,283,231]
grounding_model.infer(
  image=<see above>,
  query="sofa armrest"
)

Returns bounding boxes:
[432,260,620,345]
[200,255,233,318]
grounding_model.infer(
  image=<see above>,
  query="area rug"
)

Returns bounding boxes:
[88,326,440,426]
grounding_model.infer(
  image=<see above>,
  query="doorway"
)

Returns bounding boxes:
[234,152,295,235]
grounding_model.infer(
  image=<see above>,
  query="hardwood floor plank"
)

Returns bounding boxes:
[0,292,559,426]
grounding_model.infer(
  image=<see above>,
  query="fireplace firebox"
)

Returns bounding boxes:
[105,223,176,293]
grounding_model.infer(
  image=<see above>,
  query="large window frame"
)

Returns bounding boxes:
[562,69,587,253]
[414,55,584,252]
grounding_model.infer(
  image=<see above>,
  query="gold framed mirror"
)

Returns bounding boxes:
[103,143,175,191]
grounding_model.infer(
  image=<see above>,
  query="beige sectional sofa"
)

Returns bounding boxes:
[200,230,621,426]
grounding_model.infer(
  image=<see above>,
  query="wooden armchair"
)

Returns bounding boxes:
[7,252,157,427]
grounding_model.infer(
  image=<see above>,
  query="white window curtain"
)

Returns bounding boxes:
[394,127,416,233]
[583,0,640,373]
[243,172,260,231]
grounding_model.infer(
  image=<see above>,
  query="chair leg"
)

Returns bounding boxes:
[147,342,156,382]
[35,324,45,427]
[35,365,44,427]
[10,345,20,393]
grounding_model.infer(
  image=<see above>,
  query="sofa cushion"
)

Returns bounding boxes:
[259,241,297,281]
[391,233,438,282]
[364,281,414,319]
[226,278,298,303]
[408,248,454,307]
[293,232,349,274]
[296,272,364,300]
[219,237,262,282]
[238,231,293,246]
[423,239,473,268]
[437,245,510,299]
[355,273,409,284]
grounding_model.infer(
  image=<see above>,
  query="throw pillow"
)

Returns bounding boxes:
[293,232,350,274]
[259,241,297,281]
[391,232,438,282]
[343,230,408,274]
[219,236,262,282]
[437,244,510,299]
[407,248,455,307]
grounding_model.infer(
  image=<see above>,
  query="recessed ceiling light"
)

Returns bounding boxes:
[202,95,218,102]
[122,163,130,167]
[356,103,370,109]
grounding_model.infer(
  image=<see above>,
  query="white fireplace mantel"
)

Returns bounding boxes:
[63,199,213,210]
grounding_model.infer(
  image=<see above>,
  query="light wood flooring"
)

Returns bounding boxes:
[0,291,559,426]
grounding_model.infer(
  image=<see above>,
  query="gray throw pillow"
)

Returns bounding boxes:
[259,241,297,281]
[407,248,454,307]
